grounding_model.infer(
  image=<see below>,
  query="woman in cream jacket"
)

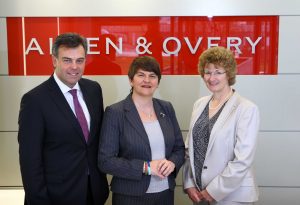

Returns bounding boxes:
[183,47,260,205]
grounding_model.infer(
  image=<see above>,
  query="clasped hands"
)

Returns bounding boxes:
[186,187,214,203]
[150,159,175,179]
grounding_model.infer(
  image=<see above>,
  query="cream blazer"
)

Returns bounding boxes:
[183,91,259,202]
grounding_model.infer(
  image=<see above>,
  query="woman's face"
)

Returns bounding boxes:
[130,69,159,97]
[203,63,230,94]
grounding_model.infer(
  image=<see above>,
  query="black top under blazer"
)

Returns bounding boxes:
[98,94,185,196]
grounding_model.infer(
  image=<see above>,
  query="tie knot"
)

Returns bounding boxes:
[69,89,77,97]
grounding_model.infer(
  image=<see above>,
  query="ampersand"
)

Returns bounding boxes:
[135,37,152,54]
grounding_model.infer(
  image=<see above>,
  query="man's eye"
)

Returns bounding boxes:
[76,59,85,64]
[63,59,72,63]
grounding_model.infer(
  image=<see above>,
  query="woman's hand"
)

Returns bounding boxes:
[186,187,203,203]
[157,159,175,177]
[201,189,214,202]
[150,159,175,179]
[150,160,165,179]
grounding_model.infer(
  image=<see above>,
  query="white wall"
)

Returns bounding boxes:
[1,0,300,16]
[0,1,300,205]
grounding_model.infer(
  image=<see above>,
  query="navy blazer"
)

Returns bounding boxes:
[18,75,109,205]
[98,94,185,196]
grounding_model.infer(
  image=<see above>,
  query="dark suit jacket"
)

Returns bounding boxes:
[98,94,185,196]
[18,75,109,205]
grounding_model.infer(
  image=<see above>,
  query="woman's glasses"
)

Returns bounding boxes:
[203,69,226,76]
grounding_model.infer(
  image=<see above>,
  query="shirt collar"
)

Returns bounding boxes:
[53,72,80,94]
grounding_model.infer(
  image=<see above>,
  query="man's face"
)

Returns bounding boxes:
[52,45,86,88]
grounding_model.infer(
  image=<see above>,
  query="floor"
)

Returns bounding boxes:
[0,189,24,205]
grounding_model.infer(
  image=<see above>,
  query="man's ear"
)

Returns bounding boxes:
[52,55,57,68]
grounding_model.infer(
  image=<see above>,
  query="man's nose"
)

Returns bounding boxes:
[70,60,77,69]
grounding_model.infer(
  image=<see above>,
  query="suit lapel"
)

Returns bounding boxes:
[188,97,210,172]
[206,92,239,154]
[153,99,172,152]
[47,76,86,144]
[190,97,211,132]
[124,95,150,146]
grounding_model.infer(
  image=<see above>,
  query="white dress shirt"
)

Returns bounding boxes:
[53,72,90,130]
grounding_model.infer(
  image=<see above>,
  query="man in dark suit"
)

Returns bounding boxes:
[18,33,109,205]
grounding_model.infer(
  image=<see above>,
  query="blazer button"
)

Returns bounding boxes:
[203,166,207,169]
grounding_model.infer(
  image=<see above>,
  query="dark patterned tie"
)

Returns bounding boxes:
[69,89,89,142]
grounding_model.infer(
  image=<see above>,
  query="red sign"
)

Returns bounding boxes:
[6,16,279,75]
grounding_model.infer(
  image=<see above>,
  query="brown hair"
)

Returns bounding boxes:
[52,32,87,57]
[128,56,161,83]
[198,46,237,85]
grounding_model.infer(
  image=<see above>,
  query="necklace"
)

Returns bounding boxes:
[143,111,153,119]
[135,102,154,119]
[209,89,233,110]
